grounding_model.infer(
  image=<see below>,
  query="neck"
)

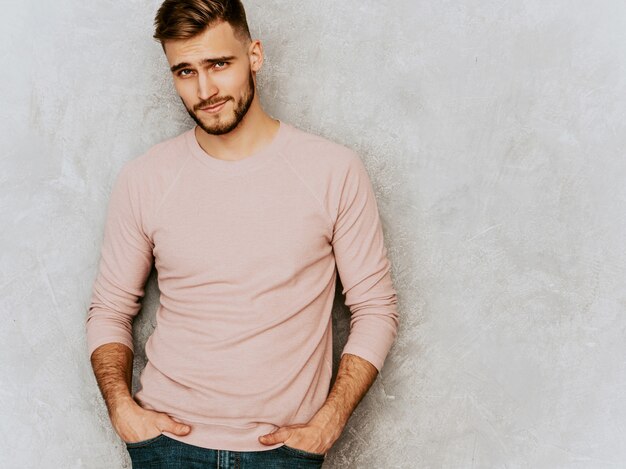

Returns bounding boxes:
[194,107,279,162]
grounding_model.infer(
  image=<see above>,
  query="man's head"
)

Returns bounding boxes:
[154,1,260,135]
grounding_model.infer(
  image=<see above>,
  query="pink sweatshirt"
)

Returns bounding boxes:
[85,119,399,451]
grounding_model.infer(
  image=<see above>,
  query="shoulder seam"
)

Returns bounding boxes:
[277,152,335,235]
[151,153,195,228]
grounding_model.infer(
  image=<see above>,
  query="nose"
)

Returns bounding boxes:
[197,70,218,103]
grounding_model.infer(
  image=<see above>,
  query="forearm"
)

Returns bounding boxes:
[90,342,136,417]
[309,352,378,441]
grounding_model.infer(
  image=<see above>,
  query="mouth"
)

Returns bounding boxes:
[199,100,228,113]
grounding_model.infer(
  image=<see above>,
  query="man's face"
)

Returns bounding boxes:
[164,22,256,135]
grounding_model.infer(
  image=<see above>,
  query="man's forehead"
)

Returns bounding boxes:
[164,22,240,63]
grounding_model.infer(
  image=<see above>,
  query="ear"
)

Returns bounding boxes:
[248,39,264,72]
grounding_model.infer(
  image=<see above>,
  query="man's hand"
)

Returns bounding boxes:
[89,343,192,444]
[258,353,379,455]
[258,421,331,455]
[111,397,192,444]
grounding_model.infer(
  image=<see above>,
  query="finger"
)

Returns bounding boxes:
[159,415,191,435]
[258,427,290,445]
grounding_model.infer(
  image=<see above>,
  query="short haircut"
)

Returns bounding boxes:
[153,0,252,50]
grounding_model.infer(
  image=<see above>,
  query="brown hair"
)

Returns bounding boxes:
[153,0,252,50]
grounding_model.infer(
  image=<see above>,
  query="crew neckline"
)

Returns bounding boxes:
[185,119,289,173]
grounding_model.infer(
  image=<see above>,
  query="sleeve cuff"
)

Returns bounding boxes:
[87,336,134,360]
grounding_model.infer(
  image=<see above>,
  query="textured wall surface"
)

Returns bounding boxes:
[1,0,625,468]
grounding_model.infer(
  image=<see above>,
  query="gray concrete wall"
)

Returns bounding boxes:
[1,0,625,467]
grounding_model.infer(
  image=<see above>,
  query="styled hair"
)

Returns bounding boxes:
[153,0,252,49]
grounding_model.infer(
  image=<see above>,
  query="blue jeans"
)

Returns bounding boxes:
[125,433,326,468]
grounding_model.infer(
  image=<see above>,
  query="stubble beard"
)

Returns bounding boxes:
[182,70,256,136]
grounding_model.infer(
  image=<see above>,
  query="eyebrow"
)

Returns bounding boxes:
[170,55,237,73]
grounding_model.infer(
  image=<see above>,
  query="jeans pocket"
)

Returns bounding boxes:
[280,443,326,460]
[124,433,165,448]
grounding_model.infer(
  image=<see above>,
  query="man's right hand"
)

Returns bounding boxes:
[89,343,191,444]
[111,398,192,444]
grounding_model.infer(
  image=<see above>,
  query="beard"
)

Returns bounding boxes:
[182,69,255,136]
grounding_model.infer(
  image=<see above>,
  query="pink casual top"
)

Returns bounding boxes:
[85,119,399,451]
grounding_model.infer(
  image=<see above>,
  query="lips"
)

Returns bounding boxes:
[200,100,228,112]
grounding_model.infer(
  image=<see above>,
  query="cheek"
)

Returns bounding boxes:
[222,69,250,93]
[176,82,197,104]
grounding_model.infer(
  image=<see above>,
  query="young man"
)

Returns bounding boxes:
[86,0,399,466]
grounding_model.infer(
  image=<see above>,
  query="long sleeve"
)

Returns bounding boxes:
[331,151,399,373]
[85,161,154,360]
[78,121,400,451]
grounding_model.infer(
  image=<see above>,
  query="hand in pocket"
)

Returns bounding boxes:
[111,400,191,444]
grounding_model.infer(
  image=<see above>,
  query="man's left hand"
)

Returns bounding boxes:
[258,421,337,455]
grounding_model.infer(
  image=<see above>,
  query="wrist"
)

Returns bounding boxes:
[108,394,137,418]
[309,404,347,441]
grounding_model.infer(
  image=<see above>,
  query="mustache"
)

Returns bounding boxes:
[195,98,230,110]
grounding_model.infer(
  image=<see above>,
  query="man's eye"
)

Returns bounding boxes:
[179,69,193,77]
[214,61,227,69]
